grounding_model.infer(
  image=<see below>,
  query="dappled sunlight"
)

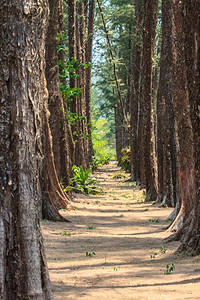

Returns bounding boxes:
[42,162,200,299]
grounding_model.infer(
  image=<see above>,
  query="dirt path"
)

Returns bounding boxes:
[42,161,200,299]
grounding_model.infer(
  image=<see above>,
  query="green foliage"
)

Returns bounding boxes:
[150,246,167,259]
[149,218,160,223]
[121,147,131,172]
[69,165,102,195]
[150,253,158,259]
[160,246,166,254]
[92,113,116,163]
[91,156,102,171]
[87,226,97,230]
[164,263,175,275]
[66,112,86,126]
[86,251,96,257]
[165,218,172,223]
[59,231,71,236]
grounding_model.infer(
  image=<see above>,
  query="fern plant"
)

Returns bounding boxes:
[69,165,102,195]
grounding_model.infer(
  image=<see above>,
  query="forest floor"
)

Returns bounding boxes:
[42,161,200,300]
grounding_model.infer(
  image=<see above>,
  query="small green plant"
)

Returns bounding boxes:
[164,263,175,275]
[67,165,102,195]
[150,253,158,259]
[87,226,97,230]
[60,208,67,211]
[121,147,131,172]
[160,246,166,254]
[144,209,149,211]
[149,217,160,223]
[165,218,172,223]
[86,251,96,257]
[91,156,102,171]
[59,231,71,236]
[113,266,120,271]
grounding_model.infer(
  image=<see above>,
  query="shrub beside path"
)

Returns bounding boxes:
[42,161,200,300]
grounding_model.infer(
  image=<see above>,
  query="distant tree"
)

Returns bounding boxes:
[0,1,53,298]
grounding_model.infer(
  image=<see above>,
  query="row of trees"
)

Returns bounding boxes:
[0,0,199,298]
[131,0,200,252]
[95,0,199,252]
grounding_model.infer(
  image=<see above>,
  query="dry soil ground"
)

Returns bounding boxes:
[42,161,200,300]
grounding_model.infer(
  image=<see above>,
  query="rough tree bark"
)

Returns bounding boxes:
[45,0,72,187]
[165,0,195,239]
[40,0,72,221]
[156,0,177,207]
[76,0,88,169]
[58,0,75,180]
[176,0,200,253]
[0,1,53,298]
[68,0,89,169]
[141,0,158,201]
[130,0,143,183]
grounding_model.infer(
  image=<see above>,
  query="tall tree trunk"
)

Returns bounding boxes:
[85,0,95,164]
[46,0,72,187]
[141,0,158,201]
[75,1,88,169]
[176,0,200,252]
[156,0,177,207]
[165,0,195,239]
[68,0,78,168]
[130,0,143,183]
[58,0,75,180]
[0,1,52,298]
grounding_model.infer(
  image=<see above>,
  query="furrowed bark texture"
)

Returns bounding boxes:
[141,0,158,201]
[40,0,71,221]
[177,0,200,253]
[166,0,195,237]
[0,1,53,299]
[45,0,72,187]
[58,0,75,180]
[156,0,177,207]
[76,0,88,169]
[69,0,89,169]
